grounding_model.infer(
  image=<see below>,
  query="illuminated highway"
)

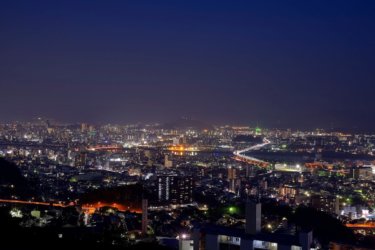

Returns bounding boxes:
[0,199,141,214]
[346,222,375,229]
[233,138,271,167]
[0,199,70,208]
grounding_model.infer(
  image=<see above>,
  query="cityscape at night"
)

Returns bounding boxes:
[1,1,375,250]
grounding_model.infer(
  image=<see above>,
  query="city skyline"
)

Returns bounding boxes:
[1,0,375,130]
[2,1,375,249]
[1,115,375,133]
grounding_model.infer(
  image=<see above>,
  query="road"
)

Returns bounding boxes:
[233,138,271,166]
[0,199,142,214]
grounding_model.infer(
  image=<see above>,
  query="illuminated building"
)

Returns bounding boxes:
[179,234,194,250]
[275,163,305,173]
[227,166,237,193]
[350,166,373,181]
[164,154,173,168]
[311,195,340,215]
[81,123,88,133]
[192,202,314,250]
[179,136,187,144]
[167,145,199,152]
[329,242,373,250]
[144,150,152,159]
[279,185,298,199]
[157,175,194,205]
[75,152,87,167]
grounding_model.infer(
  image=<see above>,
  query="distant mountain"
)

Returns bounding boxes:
[161,118,213,130]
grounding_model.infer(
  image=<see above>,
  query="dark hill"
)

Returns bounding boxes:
[0,158,32,198]
[79,184,150,211]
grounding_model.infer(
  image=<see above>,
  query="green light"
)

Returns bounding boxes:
[228,206,238,214]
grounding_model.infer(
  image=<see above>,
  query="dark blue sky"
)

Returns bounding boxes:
[1,0,375,130]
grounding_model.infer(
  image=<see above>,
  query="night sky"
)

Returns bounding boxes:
[1,1,375,130]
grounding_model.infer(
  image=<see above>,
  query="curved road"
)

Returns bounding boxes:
[233,138,271,165]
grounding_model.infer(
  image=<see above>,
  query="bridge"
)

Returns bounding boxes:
[233,138,271,167]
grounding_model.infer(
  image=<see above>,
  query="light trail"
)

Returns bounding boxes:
[0,199,70,207]
[346,222,375,229]
[0,199,142,214]
[233,138,271,167]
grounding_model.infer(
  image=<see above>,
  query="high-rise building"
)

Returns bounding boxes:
[227,166,237,193]
[245,201,261,235]
[311,195,340,214]
[245,165,254,178]
[179,136,187,144]
[228,166,237,179]
[81,123,88,133]
[350,166,373,181]
[157,175,194,205]
[164,155,173,168]
[279,185,298,198]
[75,152,87,167]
